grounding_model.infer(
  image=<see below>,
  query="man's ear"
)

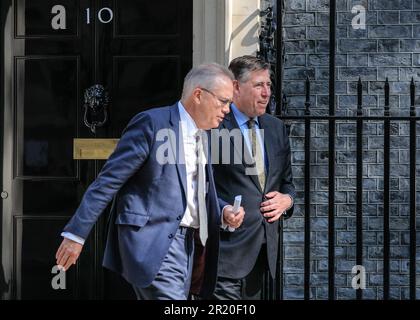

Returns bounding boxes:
[232,80,242,97]
[192,87,202,104]
[232,80,240,91]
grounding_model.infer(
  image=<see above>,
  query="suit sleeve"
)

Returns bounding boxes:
[218,198,234,232]
[63,112,155,239]
[218,197,229,212]
[279,122,296,219]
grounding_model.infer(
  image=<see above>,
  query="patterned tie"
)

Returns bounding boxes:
[247,119,265,190]
[196,130,208,246]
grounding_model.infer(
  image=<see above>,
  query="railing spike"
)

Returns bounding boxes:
[305,77,310,115]
[410,77,415,108]
[357,78,362,114]
[384,78,390,115]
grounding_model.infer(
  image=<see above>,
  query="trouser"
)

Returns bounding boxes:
[132,226,195,300]
[212,245,268,300]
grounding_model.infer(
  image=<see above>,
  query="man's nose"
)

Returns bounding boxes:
[222,103,230,114]
[262,85,270,97]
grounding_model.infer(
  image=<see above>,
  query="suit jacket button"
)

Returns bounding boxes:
[168,234,174,239]
[177,215,182,220]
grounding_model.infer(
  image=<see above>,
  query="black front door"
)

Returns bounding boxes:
[1,0,192,299]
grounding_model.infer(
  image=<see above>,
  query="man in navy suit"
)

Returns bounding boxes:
[212,56,296,299]
[55,63,245,300]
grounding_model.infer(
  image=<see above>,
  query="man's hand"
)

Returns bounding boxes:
[260,191,292,223]
[55,238,83,271]
[222,205,245,229]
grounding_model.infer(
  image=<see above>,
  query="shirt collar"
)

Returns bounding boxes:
[178,101,199,137]
[230,103,259,127]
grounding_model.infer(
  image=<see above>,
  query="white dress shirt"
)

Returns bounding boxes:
[177,101,205,229]
[230,103,265,168]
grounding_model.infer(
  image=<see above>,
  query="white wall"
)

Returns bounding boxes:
[229,0,260,61]
[193,0,260,66]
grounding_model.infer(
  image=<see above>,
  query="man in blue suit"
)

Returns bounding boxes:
[55,63,245,300]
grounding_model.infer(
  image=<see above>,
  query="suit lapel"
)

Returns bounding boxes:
[222,113,262,193]
[258,115,275,191]
[222,113,245,161]
[169,104,187,198]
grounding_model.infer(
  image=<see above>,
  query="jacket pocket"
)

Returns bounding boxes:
[115,212,150,227]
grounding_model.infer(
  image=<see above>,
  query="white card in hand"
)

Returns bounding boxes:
[232,195,242,215]
[228,195,242,232]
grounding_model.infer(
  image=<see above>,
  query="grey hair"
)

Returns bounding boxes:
[228,55,270,83]
[181,63,234,100]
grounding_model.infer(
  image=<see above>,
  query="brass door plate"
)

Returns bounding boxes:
[73,139,119,159]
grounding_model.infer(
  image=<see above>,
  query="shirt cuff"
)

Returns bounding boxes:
[282,194,294,215]
[61,232,85,245]
[285,194,294,211]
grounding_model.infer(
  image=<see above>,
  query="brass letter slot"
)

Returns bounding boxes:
[73,138,119,160]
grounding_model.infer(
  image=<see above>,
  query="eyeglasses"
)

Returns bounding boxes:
[200,87,232,107]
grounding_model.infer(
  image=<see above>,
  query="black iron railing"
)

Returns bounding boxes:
[275,76,418,300]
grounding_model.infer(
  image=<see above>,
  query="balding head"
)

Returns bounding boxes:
[181,63,234,100]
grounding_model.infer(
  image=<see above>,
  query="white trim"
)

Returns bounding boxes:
[193,0,229,66]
